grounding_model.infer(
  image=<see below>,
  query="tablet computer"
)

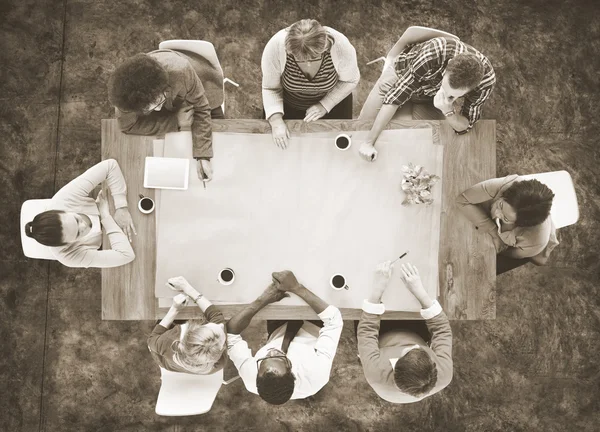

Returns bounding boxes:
[143,156,190,190]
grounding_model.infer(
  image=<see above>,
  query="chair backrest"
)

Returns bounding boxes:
[519,171,579,229]
[404,26,460,42]
[155,367,224,416]
[20,199,57,260]
[159,40,223,76]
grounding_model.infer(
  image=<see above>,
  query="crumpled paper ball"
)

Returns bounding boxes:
[401,163,440,205]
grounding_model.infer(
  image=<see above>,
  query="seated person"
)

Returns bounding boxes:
[262,19,360,148]
[227,271,343,405]
[147,276,227,374]
[108,49,221,181]
[24,159,135,268]
[456,175,558,274]
[358,32,495,161]
[357,262,453,403]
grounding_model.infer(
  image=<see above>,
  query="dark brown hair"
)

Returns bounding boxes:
[25,210,66,247]
[446,53,485,90]
[393,348,438,397]
[256,367,295,405]
[502,179,555,227]
[108,54,169,113]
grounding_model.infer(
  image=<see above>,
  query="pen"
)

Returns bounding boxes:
[391,250,409,265]
[197,159,207,189]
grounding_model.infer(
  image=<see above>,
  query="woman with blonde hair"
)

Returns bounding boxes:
[148,276,228,374]
[262,19,360,148]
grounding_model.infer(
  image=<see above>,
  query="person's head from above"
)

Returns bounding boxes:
[393,345,438,397]
[256,347,295,405]
[436,53,485,105]
[25,210,93,247]
[285,19,333,63]
[108,54,169,115]
[172,320,227,374]
[492,179,555,227]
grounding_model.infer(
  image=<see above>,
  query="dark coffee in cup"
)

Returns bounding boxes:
[220,269,234,282]
[218,268,235,285]
[336,136,349,149]
[140,197,154,211]
[332,275,345,288]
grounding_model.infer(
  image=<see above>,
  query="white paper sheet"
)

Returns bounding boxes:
[154,129,443,312]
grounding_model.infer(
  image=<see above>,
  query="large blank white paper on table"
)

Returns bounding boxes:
[155,129,443,312]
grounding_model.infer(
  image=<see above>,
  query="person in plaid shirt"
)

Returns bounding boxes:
[358,35,495,162]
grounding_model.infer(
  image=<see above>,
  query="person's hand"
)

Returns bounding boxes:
[171,293,190,311]
[489,233,506,253]
[177,105,194,129]
[399,263,425,296]
[359,141,378,162]
[304,103,327,122]
[370,260,393,300]
[167,276,199,299]
[260,282,290,304]
[95,190,110,218]
[433,91,454,114]
[113,207,137,242]
[196,159,213,182]
[271,270,302,293]
[270,118,290,149]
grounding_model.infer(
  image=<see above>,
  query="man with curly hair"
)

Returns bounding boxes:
[358,31,495,162]
[109,50,223,180]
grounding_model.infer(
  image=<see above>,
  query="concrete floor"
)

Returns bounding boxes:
[1,0,599,431]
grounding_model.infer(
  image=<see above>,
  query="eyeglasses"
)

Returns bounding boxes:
[256,354,291,368]
[144,92,167,113]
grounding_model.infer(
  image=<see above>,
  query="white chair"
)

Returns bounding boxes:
[367,26,460,66]
[155,367,224,416]
[158,40,239,113]
[20,199,56,260]
[519,170,579,229]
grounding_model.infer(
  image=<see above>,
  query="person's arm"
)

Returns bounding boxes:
[386,27,458,65]
[116,107,180,137]
[454,74,495,134]
[52,159,128,210]
[423,306,453,390]
[358,261,394,377]
[292,285,328,315]
[226,333,258,393]
[227,283,287,334]
[318,33,360,112]
[399,262,453,389]
[55,214,135,268]
[179,65,213,159]
[455,176,519,234]
[261,31,285,120]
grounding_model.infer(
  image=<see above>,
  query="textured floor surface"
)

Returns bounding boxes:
[1,0,599,431]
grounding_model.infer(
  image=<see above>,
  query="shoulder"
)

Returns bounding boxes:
[326,27,355,54]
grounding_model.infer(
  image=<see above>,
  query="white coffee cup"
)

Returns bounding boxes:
[335,134,352,151]
[138,194,155,214]
[218,268,235,285]
[330,274,349,290]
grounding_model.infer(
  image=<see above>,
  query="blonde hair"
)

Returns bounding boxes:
[285,19,332,61]
[172,320,226,374]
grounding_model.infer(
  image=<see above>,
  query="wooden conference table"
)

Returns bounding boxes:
[101,119,496,321]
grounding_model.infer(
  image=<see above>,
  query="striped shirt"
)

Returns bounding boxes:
[383,37,495,131]
[282,51,339,110]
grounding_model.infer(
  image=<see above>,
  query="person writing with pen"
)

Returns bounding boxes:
[108,49,219,182]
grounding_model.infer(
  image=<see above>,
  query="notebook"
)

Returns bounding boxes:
[143,156,190,190]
